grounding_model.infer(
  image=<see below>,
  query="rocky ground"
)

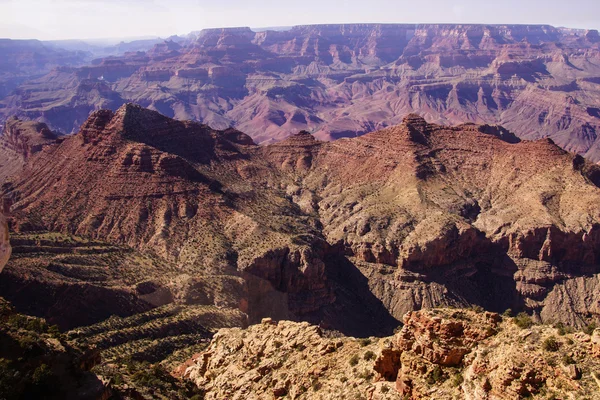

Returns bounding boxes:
[183,309,600,400]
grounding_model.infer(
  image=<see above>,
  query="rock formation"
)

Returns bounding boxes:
[0,210,9,273]
[3,105,600,335]
[2,24,600,160]
[183,309,600,399]
[0,117,60,181]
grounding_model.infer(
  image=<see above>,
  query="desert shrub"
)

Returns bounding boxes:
[311,379,322,391]
[359,338,372,347]
[514,312,533,329]
[470,305,484,313]
[583,322,597,335]
[426,365,446,384]
[502,308,513,317]
[452,373,464,387]
[363,351,376,361]
[47,325,61,338]
[292,343,306,351]
[561,354,575,365]
[357,369,374,381]
[32,363,54,386]
[542,336,560,352]
[553,322,573,336]
[349,354,359,366]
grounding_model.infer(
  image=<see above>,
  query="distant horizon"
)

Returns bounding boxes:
[2,0,599,41]
[1,21,599,43]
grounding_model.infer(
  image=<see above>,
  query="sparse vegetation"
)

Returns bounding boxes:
[554,322,574,336]
[514,312,534,329]
[349,354,359,366]
[363,350,376,361]
[426,365,446,385]
[542,336,560,352]
[561,354,576,365]
[451,373,464,387]
[583,322,597,335]
[470,305,484,313]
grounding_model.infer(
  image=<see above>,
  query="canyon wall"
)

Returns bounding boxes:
[2,24,600,159]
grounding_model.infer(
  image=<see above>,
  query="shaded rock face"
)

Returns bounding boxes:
[0,211,10,273]
[4,106,600,335]
[0,298,108,400]
[2,24,600,161]
[183,309,600,400]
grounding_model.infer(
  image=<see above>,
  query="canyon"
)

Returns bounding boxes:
[3,104,600,334]
[3,16,600,400]
[2,103,600,398]
[1,24,600,161]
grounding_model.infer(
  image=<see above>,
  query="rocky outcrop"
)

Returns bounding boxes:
[395,310,501,366]
[0,211,9,273]
[182,309,600,399]
[183,317,401,399]
[0,117,60,181]
[1,117,58,158]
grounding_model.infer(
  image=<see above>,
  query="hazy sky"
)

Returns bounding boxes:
[1,0,599,41]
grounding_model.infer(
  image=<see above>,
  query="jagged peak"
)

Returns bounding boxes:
[275,130,320,147]
[402,113,427,126]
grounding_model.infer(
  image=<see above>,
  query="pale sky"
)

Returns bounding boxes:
[1,0,599,41]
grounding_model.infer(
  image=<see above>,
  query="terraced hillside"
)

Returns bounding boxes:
[67,304,246,399]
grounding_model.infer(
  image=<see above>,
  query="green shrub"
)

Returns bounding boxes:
[451,373,464,387]
[502,308,513,317]
[349,354,359,366]
[426,365,446,385]
[514,312,533,329]
[32,364,53,385]
[554,322,571,336]
[363,351,376,361]
[542,336,560,352]
[311,379,322,391]
[470,305,484,313]
[47,325,61,338]
[359,338,372,347]
[583,322,597,335]
[561,354,575,365]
